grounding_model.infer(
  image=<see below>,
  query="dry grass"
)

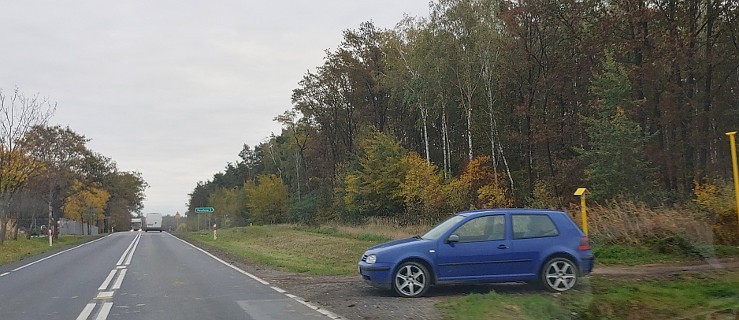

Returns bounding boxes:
[328,216,439,240]
[570,201,715,245]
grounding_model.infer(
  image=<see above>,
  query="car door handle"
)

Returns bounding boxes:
[498,244,509,250]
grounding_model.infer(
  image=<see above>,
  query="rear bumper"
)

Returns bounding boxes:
[580,256,595,275]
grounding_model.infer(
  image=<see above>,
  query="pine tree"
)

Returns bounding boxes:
[578,55,656,203]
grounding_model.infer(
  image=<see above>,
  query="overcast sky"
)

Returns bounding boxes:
[0,1,431,216]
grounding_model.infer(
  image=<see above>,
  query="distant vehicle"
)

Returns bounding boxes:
[358,209,594,297]
[131,218,142,231]
[144,213,163,232]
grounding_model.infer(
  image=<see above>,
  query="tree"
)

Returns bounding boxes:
[397,152,446,223]
[577,56,656,203]
[22,125,89,240]
[245,175,289,225]
[340,131,407,222]
[208,187,245,227]
[102,170,147,232]
[0,149,44,239]
[63,180,110,234]
[459,156,512,209]
[0,88,54,244]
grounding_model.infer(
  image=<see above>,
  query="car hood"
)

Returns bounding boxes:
[367,237,423,251]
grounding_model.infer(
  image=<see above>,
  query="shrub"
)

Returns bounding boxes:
[694,180,739,245]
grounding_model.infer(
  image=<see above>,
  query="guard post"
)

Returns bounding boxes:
[726,132,739,232]
[574,188,589,235]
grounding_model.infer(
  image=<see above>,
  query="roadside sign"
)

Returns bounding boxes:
[195,207,214,213]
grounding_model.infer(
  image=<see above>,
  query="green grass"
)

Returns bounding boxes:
[0,235,95,265]
[593,244,739,265]
[438,291,574,320]
[182,225,387,275]
[439,271,739,320]
[581,271,739,319]
[593,245,685,265]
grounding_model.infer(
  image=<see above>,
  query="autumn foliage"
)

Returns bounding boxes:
[189,0,739,245]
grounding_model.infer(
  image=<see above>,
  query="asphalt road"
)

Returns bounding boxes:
[0,232,340,320]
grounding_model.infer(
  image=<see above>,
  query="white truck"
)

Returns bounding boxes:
[144,213,163,232]
[131,218,142,231]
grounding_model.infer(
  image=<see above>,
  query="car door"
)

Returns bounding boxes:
[508,214,560,276]
[435,214,512,281]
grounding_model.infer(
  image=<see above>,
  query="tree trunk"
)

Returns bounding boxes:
[441,109,448,179]
[701,0,715,174]
[0,216,6,245]
[48,188,54,246]
[420,104,430,165]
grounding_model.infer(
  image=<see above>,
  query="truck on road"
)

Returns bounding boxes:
[131,218,142,231]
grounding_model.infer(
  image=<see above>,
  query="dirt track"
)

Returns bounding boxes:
[185,239,739,320]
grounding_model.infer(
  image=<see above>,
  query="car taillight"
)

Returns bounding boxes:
[578,236,590,251]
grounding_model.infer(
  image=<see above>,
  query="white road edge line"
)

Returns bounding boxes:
[0,272,9,277]
[96,302,113,320]
[11,235,111,272]
[98,270,118,290]
[169,233,344,320]
[111,269,127,290]
[75,303,96,320]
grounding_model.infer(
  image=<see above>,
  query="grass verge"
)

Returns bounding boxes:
[438,271,739,319]
[180,225,389,275]
[593,244,739,265]
[0,235,95,265]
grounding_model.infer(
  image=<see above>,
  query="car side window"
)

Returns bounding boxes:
[453,215,504,242]
[512,214,558,239]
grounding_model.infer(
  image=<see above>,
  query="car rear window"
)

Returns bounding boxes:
[512,214,559,239]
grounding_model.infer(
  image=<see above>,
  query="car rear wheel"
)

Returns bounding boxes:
[393,261,430,298]
[541,257,578,292]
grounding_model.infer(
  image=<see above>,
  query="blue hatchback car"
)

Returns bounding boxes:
[358,209,594,297]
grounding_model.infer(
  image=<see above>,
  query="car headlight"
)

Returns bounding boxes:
[366,254,377,264]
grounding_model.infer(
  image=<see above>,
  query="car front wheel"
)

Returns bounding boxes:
[541,257,578,292]
[393,261,430,298]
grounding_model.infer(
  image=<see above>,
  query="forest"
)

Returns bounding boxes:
[187,0,739,244]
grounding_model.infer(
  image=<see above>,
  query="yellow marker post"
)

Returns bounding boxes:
[726,132,739,232]
[574,188,589,235]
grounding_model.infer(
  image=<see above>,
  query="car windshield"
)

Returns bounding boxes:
[421,215,465,240]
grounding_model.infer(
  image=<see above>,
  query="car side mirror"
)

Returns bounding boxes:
[447,234,460,243]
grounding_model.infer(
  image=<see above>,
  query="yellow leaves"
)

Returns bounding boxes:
[477,184,512,208]
[63,180,110,222]
[246,174,289,224]
[459,156,512,209]
[0,148,45,192]
[693,180,739,244]
[397,153,446,219]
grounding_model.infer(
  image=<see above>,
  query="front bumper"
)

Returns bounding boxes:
[358,262,393,289]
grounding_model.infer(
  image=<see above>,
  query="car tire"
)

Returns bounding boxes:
[540,257,579,292]
[392,261,431,298]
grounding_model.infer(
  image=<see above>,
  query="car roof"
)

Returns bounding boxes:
[456,208,564,217]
